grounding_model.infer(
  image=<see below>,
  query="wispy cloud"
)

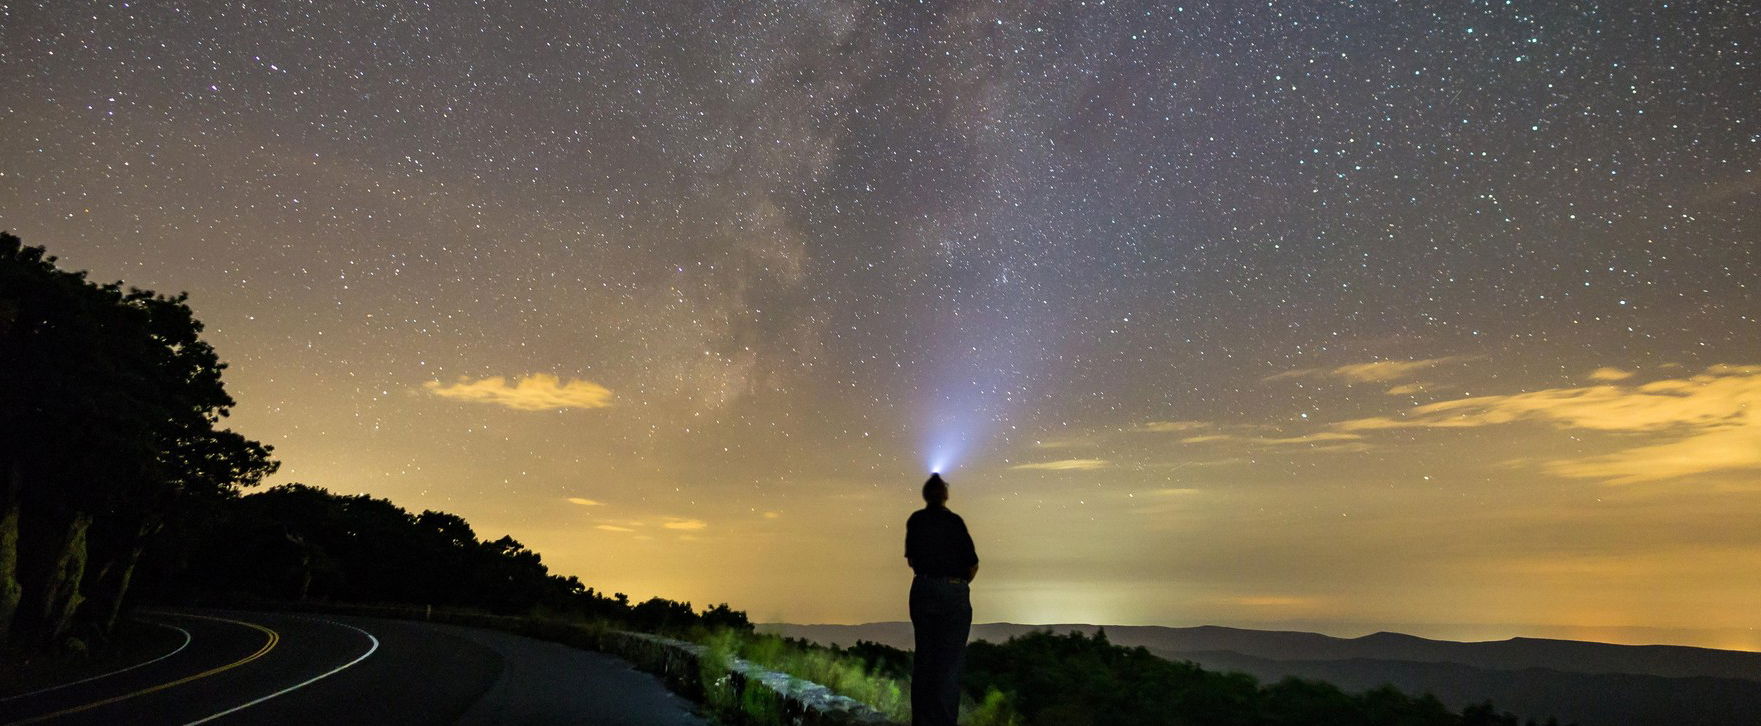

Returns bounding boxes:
[1179,457,1248,468]
[1183,432,1362,446]
[596,524,635,533]
[1031,434,1102,449]
[1149,487,1201,496]
[1588,367,1635,381]
[1179,431,1370,453]
[1134,420,1212,433]
[662,518,708,530]
[1011,458,1112,471]
[1549,425,1761,484]
[1266,355,1476,383]
[424,373,613,411]
[1178,434,1232,444]
[566,497,604,506]
[1336,364,1761,483]
[1140,420,1368,453]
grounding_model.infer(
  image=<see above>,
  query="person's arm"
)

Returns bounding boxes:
[904,514,916,571]
[960,516,979,582]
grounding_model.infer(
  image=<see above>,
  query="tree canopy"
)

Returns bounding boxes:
[2,231,275,651]
[959,629,1564,726]
[161,482,751,635]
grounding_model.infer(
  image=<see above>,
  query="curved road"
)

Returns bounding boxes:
[0,610,708,725]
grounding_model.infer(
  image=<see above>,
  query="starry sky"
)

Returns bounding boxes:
[2,1,1757,649]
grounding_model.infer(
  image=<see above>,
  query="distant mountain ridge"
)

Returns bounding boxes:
[1180,648,1761,726]
[759,622,1761,726]
[759,621,1761,682]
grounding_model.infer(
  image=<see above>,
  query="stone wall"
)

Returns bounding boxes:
[600,629,896,726]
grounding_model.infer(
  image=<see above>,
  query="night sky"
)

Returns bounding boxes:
[3,2,1757,648]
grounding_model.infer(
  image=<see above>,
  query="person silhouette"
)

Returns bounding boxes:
[905,472,978,726]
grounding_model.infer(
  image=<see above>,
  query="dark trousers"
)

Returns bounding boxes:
[910,576,971,726]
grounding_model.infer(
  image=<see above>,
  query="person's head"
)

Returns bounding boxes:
[922,473,949,506]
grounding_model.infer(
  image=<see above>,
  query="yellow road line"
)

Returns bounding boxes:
[5,614,280,725]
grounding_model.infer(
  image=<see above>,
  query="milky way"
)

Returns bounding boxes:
[2,2,1757,645]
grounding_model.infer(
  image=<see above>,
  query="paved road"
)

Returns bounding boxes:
[0,610,708,725]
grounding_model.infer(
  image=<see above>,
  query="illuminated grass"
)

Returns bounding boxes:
[695,629,1020,725]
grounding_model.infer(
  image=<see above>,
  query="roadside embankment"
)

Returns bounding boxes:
[185,600,898,726]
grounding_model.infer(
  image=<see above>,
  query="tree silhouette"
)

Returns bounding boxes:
[165,481,751,635]
[957,629,1566,726]
[0,232,274,652]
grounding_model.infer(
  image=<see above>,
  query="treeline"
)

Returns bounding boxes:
[154,482,751,635]
[1,232,744,656]
[813,631,1566,726]
[1,232,277,652]
[963,630,1565,726]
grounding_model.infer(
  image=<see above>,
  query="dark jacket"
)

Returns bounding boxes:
[905,505,979,579]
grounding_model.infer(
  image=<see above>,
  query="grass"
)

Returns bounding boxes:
[700,629,909,721]
[695,628,1022,725]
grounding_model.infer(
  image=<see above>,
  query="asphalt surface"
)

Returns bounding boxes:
[0,610,709,726]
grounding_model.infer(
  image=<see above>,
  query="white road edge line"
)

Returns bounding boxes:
[0,621,193,702]
[181,618,380,726]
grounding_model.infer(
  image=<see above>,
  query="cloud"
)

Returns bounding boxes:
[423,373,613,411]
[1262,432,1364,445]
[1548,425,1761,484]
[1386,382,1430,395]
[1136,420,1369,455]
[662,518,708,530]
[762,511,781,519]
[1588,367,1635,381]
[566,497,604,506]
[596,524,635,533]
[1306,442,1373,453]
[1134,420,1212,433]
[1179,434,1232,444]
[1335,364,1761,483]
[1180,457,1248,468]
[1031,435,1100,449]
[1180,431,1369,452]
[1011,458,1112,471]
[1266,356,1476,383]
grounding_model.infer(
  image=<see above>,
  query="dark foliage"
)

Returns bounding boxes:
[838,638,914,681]
[959,629,1568,726]
[1,232,275,652]
[158,482,752,636]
